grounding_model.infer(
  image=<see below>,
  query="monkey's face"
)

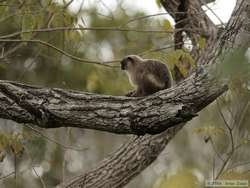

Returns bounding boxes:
[120,56,137,71]
[121,56,133,70]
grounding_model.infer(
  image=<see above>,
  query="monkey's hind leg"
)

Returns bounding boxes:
[126,89,145,97]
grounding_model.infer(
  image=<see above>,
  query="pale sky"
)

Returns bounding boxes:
[67,0,237,25]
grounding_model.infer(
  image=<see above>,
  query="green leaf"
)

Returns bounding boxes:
[239,138,250,145]
[21,14,36,40]
[198,36,206,49]
[193,126,225,137]
[0,5,8,18]
[36,12,45,28]
[86,71,99,92]
[165,50,195,77]
[215,49,250,81]
[0,133,9,150]
[153,169,201,188]
[10,139,24,155]
[163,20,173,32]
[155,0,162,8]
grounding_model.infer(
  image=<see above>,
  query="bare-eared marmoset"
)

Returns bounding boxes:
[121,55,172,97]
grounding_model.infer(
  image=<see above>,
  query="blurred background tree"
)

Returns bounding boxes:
[0,0,249,188]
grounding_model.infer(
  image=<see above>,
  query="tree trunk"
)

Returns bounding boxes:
[64,0,250,187]
[0,0,249,187]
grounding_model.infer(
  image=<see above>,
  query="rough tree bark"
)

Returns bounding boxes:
[64,0,250,187]
[161,0,218,82]
[0,0,249,187]
[0,73,225,135]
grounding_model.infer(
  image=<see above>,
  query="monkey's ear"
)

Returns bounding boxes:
[127,57,134,64]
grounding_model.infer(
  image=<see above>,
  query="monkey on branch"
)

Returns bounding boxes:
[120,55,172,97]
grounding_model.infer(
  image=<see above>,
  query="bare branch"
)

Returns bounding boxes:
[161,0,218,62]
[0,0,249,188]
[159,0,218,83]
[65,125,183,188]
[25,148,47,188]
[63,0,250,187]
[0,27,177,39]
[23,124,87,151]
[0,73,226,135]
[0,39,119,67]
[209,137,225,162]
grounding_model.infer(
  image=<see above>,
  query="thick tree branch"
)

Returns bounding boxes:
[0,73,226,135]
[62,0,250,187]
[161,0,218,58]
[0,0,249,188]
[160,0,218,82]
[220,0,250,50]
[65,125,183,188]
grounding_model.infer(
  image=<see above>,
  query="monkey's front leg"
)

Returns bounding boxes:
[126,89,144,97]
[125,90,136,97]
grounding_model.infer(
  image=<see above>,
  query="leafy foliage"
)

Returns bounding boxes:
[165,49,195,77]
[153,169,202,188]
[193,126,225,137]
[0,1,249,188]
[198,36,206,49]
[0,132,26,158]
[218,171,250,187]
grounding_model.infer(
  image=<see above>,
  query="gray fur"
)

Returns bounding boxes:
[120,55,172,97]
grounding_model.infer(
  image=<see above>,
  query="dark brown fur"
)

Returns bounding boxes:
[121,55,172,97]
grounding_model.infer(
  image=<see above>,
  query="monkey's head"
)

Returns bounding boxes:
[120,55,143,71]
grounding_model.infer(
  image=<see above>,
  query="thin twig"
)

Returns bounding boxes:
[23,124,87,152]
[0,8,56,59]
[1,43,25,59]
[226,161,250,171]
[0,171,15,181]
[122,10,211,27]
[122,13,170,27]
[217,101,234,153]
[236,101,249,130]
[209,137,225,162]
[64,0,74,9]
[217,101,232,130]
[139,42,184,56]
[0,39,119,67]
[14,154,17,187]
[215,152,233,179]
[98,0,115,20]
[25,148,47,188]
[201,0,225,27]
[32,167,47,188]
[0,26,203,39]
[212,156,215,180]
[62,128,71,187]
[215,101,237,179]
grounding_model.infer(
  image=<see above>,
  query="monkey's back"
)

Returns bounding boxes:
[139,60,171,95]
